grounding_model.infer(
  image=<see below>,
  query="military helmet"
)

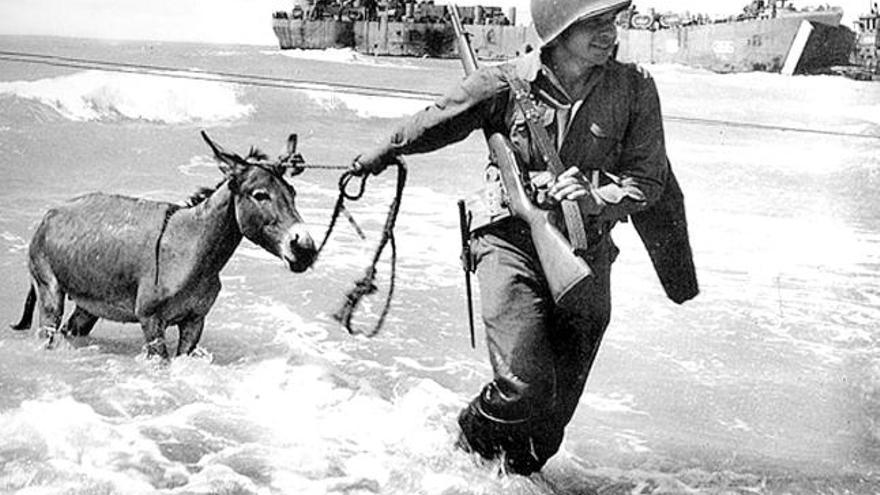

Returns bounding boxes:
[531,0,631,44]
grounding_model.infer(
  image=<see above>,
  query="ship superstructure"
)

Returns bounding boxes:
[852,4,879,76]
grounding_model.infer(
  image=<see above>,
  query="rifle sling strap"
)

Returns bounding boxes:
[501,66,562,172]
[500,65,591,252]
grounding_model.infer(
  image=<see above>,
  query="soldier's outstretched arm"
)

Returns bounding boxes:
[350,68,507,176]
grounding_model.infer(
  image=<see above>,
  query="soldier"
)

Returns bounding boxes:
[351,0,696,475]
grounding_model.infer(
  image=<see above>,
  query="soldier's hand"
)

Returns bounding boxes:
[350,146,393,177]
[548,167,604,215]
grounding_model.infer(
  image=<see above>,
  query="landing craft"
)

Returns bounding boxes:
[843,5,879,79]
[272,0,856,75]
[615,1,853,73]
[273,1,531,59]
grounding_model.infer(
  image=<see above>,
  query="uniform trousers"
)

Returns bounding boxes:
[457,218,615,475]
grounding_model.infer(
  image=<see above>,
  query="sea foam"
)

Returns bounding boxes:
[0,70,253,124]
[302,86,431,119]
[265,47,432,119]
[268,47,419,69]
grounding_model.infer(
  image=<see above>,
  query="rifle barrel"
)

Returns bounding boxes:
[449,5,478,75]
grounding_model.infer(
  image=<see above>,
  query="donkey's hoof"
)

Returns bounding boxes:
[42,336,58,350]
[187,346,214,363]
[37,327,60,347]
[142,339,170,361]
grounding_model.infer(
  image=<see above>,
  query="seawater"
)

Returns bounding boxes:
[1,35,879,494]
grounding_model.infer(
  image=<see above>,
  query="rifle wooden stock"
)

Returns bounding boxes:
[489,135,592,305]
[450,5,592,306]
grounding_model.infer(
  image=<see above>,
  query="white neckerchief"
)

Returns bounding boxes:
[555,100,584,151]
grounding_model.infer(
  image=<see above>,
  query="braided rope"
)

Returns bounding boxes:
[317,160,407,338]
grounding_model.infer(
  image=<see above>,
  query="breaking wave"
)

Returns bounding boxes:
[0,70,253,124]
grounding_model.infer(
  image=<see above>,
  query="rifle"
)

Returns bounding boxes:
[449,5,592,308]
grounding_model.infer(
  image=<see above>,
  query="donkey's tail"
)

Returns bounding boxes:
[10,285,36,330]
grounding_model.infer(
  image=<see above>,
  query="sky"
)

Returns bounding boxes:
[0,0,872,46]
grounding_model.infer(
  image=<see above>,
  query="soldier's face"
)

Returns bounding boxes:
[558,10,619,66]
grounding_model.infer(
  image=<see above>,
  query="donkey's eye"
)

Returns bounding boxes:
[252,190,271,202]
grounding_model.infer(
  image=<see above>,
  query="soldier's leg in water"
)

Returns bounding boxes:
[537,237,616,458]
[457,221,558,475]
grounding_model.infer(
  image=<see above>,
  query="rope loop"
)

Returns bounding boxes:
[339,171,369,201]
[316,158,407,338]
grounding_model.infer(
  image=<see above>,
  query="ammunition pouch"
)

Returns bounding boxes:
[464,163,511,234]
[465,165,562,234]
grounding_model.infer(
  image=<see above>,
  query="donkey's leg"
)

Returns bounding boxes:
[62,306,99,337]
[177,317,205,356]
[139,316,170,359]
[35,281,65,348]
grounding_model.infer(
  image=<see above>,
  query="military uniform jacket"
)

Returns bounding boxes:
[376,50,698,303]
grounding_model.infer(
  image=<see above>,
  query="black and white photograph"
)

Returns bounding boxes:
[0,0,878,492]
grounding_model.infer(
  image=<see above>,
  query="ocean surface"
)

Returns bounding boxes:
[1,35,879,495]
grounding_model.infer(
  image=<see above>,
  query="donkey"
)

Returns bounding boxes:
[10,131,317,359]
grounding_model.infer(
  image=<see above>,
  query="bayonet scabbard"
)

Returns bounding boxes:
[457,199,476,349]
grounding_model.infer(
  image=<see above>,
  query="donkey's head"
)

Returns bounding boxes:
[202,132,317,273]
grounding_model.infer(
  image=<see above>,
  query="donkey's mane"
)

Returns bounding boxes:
[246,147,268,162]
[183,182,224,207]
[182,147,281,208]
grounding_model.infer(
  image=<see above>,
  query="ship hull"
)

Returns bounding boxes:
[272,18,537,60]
[272,10,853,74]
[273,19,354,50]
[616,10,851,73]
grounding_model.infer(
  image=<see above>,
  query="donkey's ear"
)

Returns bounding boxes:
[286,134,298,156]
[201,130,241,176]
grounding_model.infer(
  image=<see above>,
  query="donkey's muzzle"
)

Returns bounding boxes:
[283,225,317,273]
